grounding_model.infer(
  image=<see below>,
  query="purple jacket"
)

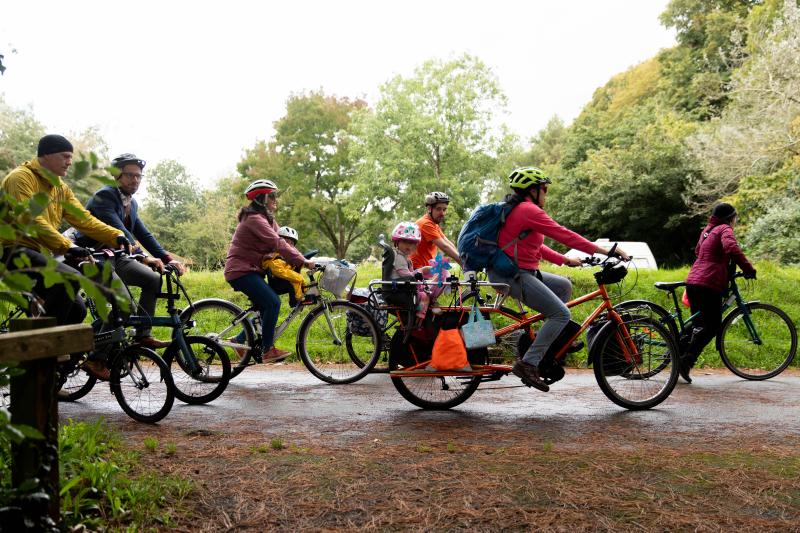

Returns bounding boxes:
[224,212,306,282]
[686,216,755,293]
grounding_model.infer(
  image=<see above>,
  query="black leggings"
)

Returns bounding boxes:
[684,284,724,361]
[1,246,87,325]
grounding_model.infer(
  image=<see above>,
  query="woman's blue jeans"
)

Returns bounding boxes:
[228,273,281,351]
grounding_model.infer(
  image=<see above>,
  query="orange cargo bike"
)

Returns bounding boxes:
[367,253,680,411]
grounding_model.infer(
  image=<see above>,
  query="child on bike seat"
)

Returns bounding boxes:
[382,222,435,327]
[262,226,307,307]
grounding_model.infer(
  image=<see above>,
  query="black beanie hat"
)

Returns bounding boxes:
[712,202,737,220]
[37,134,74,157]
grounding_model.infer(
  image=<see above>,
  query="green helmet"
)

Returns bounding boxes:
[508,167,552,191]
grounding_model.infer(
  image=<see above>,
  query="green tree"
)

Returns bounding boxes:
[139,160,200,254]
[351,54,512,233]
[0,96,45,177]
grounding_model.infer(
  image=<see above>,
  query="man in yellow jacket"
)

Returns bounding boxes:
[1,134,127,330]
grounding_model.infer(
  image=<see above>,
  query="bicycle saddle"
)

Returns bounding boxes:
[654,281,686,291]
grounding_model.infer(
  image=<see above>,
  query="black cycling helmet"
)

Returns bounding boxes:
[112,153,146,170]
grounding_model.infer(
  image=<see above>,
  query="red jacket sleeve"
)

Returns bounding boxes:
[720,226,755,274]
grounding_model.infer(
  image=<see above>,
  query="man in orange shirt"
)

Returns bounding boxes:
[409,191,464,270]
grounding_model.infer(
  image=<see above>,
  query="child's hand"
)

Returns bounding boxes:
[420,265,433,274]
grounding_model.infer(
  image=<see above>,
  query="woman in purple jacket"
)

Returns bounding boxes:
[224,180,315,362]
[681,202,756,383]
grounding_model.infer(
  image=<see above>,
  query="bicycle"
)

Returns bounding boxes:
[376,251,680,410]
[59,249,231,406]
[615,271,797,380]
[180,260,382,384]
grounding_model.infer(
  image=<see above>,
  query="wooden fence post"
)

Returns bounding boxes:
[9,317,61,528]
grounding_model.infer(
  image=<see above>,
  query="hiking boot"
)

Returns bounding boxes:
[133,336,171,349]
[82,359,110,381]
[262,347,292,363]
[511,361,550,392]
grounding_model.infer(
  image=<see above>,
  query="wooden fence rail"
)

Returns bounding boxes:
[1,317,93,530]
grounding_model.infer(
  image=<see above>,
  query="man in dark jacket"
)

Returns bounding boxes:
[75,153,186,349]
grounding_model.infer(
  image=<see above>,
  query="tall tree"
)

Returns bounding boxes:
[139,159,200,253]
[238,92,371,259]
[351,54,512,233]
[0,95,45,176]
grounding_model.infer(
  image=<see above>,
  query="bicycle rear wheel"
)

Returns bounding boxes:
[591,315,678,410]
[110,346,174,423]
[181,298,255,379]
[163,335,231,404]
[297,301,381,384]
[719,303,797,380]
[57,355,97,401]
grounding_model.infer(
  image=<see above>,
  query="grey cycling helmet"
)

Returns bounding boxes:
[424,191,450,206]
[112,153,146,170]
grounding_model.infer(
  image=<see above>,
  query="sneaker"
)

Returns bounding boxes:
[81,359,110,381]
[262,347,292,363]
[679,360,693,384]
[511,360,550,392]
[133,336,171,349]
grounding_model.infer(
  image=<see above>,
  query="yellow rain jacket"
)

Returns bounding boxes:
[262,254,305,299]
[1,159,123,255]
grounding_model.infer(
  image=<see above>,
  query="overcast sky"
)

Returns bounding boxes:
[1,1,676,190]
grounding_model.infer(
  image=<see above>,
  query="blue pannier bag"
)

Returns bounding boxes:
[457,202,529,277]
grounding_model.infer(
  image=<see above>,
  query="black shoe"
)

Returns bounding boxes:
[566,340,585,354]
[679,362,692,384]
[511,361,550,392]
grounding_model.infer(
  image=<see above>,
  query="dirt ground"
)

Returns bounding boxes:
[59,366,800,532]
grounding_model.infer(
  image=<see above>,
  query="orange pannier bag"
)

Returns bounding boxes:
[430,328,470,371]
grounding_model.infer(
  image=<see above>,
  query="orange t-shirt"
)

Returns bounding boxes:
[410,215,445,269]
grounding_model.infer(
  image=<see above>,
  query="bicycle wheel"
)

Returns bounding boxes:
[163,335,232,404]
[719,303,798,380]
[180,298,255,379]
[297,300,381,384]
[612,301,678,378]
[591,315,679,410]
[110,346,174,423]
[57,356,97,401]
[388,348,481,410]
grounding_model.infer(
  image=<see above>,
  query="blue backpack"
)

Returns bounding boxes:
[457,202,529,277]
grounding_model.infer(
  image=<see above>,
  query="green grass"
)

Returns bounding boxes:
[158,261,799,369]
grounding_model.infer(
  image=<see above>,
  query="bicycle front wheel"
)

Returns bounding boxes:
[110,346,174,423]
[719,303,797,380]
[163,336,232,404]
[297,300,381,384]
[180,298,255,379]
[592,315,679,410]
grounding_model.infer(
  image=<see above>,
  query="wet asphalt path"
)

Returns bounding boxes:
[59,366,800,447]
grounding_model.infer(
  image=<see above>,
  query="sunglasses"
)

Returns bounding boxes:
[266,192,278,200]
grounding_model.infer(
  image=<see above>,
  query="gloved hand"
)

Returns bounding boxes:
[116,235,131,254]
[65,246,91,260]
[743,269,757,280]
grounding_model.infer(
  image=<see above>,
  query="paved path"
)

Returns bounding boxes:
[59,367,800,446]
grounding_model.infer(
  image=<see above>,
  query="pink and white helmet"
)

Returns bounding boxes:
[391,222,421,243]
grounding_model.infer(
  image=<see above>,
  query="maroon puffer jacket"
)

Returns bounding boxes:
[224,212,306,282]
[685,216,755,293]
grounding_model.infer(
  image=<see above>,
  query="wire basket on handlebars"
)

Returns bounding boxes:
[319,260,357,298]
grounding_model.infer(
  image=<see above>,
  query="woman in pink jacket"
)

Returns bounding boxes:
[224,180,315,362]
[490,167,629,392]
[681,202,756,383]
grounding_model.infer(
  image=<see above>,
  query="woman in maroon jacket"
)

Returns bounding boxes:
[682,202,756,383]
[224,180,315,362]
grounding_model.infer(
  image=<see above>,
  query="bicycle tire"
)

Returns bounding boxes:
[180,298,255,379]
[614,300,679,342]
[718,302,798,380]
[591,315,679,410]
[110,346,174,423]
[297,300,381,384]
[388,342,481,409]
[163,335,232,404]
[57,357,97,402]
